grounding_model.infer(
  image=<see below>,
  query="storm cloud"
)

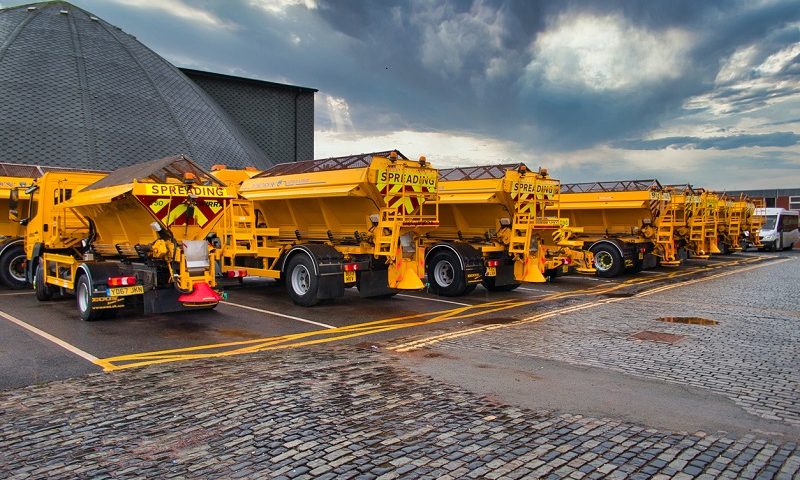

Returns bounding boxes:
[64,0,800,187]
[614,132,800,150]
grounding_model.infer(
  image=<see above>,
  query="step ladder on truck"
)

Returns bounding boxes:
[424,163,594,296]
[742,197,765,250]
[683,189,722,259]
[13,155,235,320]
[716,194,743,254]
[215,151,439,307]
[557,180,678,277]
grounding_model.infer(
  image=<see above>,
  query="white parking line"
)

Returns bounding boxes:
[0,309,99,364]
[636,270,661,274]
[219,301,335,329]
[517,287,551,293]
[395,294,472,307]
[0,291,34,296]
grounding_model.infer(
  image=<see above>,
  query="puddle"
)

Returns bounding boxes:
[631,330,686,344]
[472,317,518,325]
[603,292,635,298]
[657,316,718,326]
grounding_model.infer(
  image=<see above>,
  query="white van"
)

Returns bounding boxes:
[756,208,799,251]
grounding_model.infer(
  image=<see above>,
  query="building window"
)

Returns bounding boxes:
[765,197,776,208]
[789,196,800,211]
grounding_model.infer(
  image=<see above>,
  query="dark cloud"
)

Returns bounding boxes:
[613,132,800,151]
[69,0,800,164]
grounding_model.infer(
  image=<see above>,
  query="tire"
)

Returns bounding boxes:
[76,275,100,321]
[590,244,624,278]
[481,276,520,292]
[718,241,731,255]
[285,254,321,307]
[34,260,54,301]
[427,251,467,296]
[0,244,27,289]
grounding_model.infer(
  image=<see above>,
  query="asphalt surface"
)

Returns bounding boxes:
[0,250,798,479]
[0,251,793,389]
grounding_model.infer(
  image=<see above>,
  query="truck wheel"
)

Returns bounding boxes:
[481,276,520,292]
[427,251,467,296]
[76,275,101,321]
[0,245,27,289]
[34,261,54,301]
[591,244,624,278]
[286,255,321,307]
[718,242,731,255]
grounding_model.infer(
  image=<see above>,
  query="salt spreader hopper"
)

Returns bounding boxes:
[23,155,234,320]
[217,151,438,306]
[424,163,594,296]
[557,180,678,277]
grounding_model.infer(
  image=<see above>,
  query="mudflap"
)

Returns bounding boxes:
[357,268,395,298]
[317,272,345,300]
[492,261,517,287]
[642,253,660,269]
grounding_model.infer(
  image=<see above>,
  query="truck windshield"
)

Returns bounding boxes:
[762,215,777,230]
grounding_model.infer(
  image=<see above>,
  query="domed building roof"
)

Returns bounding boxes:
[0,1,272,170]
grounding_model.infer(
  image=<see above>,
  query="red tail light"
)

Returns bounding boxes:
[487,260,500,267]
[640,247,647,253]
[343,263,359,272]
[226,269,248,278]
[563,258,572,265]
[107,276,136,287]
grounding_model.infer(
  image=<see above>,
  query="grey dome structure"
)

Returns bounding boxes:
[0,1,273,170]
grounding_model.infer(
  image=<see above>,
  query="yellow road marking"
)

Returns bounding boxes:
[95,255,772,371]
[391,256,787,352]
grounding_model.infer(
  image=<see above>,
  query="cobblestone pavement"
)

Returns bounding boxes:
[416,255,800,428]
[1,346,799,479]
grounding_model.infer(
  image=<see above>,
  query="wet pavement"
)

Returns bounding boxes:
[0,251,798,478]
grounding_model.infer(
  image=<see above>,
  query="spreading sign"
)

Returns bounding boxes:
[376,168,437,215]
[134,183,231,228]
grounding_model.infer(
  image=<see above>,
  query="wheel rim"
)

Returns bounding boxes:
[595,251,613,272]
[8,255,26,283]
[78,281,89,313]
[291,264,311,296]
[433,260,454,287]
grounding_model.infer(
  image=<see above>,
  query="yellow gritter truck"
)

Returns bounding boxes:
[0,164,39,289]
[717,194,764,254]
[424,163,594,296]
[556,180,678,277]
[216,151,438,306]
[16,155,234,320]
[0,163,106,289]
